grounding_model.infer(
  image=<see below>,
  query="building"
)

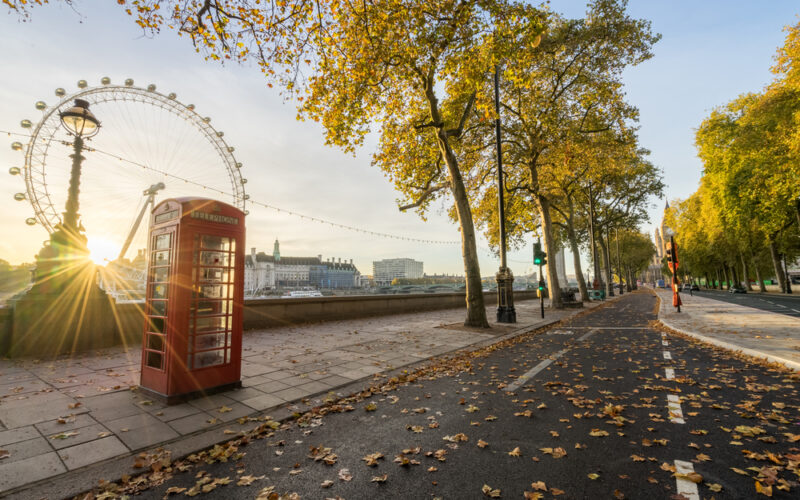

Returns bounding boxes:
[245,240,361,293]
[372,258,423,285]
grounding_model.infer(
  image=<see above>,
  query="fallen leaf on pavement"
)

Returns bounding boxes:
[371,474,388,483]
[477,439,489,448]
[508,447,521,457]
[338,468,352,481]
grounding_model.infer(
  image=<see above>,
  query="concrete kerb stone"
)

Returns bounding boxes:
[652,289,800,373]
[10,301,602,500]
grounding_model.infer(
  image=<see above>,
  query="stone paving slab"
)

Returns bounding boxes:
[655,288,800,370]
[0,297,598,497]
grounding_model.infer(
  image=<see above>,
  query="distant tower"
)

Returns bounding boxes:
[273,239,281,262]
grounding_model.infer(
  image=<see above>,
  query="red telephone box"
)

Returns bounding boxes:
[140,197,245,403]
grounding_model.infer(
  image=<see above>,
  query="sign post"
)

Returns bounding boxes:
[669,235,681,313]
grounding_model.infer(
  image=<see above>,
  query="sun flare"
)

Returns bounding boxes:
[87,236,121,266]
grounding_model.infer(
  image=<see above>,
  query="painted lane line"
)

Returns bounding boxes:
[662,340,669,346]
[792,309,800,313]
[667,394,685,424]
[663,351,672,360]
[776,304,787,308]
[664,368,675,380]
[506,350,568,392]
[507,329,599,392]
[674,460,700,500]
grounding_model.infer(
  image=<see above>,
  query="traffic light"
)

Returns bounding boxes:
[539,250,547,266]
[538,279,545,291]
[665,247,673,263]
[533,242,543,265]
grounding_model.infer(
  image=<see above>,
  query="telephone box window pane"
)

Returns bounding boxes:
[196,333,227,350]
[194,350,224,368]
[196,300,224,316]
[153,267,169,283]
[151,284,168,299]
[199,268,231,283]
[153,250,170,266]
[199,285,225,299]
[151,300,167,317]
[200,251,229,267]
[148,334,165,351]
[146,351,163,369]
[196,316,226,333]
[155,233,171,250]
[201,236,230,251]
[147,317,165,334]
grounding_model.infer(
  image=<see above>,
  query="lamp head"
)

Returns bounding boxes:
[59,99,100,137]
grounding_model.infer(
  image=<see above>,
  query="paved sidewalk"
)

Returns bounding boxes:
[655,288,800,371]
[0,298,599,498]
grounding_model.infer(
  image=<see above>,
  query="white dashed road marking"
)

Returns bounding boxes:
[667,394,685,424]
[664,368,675,380]
[507,328,601,392]
[674,460,700,500]
[663,351,672,360]
[662,340,669,346]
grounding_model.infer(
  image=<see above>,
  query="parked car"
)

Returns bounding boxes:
[728,286,747,294]
[681,283,698,292]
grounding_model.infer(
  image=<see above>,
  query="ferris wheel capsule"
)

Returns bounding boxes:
[125,78,134,86]
[35,101,47,110]
[147,84,156,92]
[14,193,26,201]
[241,178,247,184]
[20,119,32,128]
[244,210,249,216]
[77,80,88,89]
[236,162,242,168]
[227,146,234,152]
[168,93,176,99]
[11,142,23,151]
[187,104,195,110]
[25,218,37,226]
[9,167,21,175]
[203,116,211,123]
[101,77,111,85]
[217,131,224,137]
[55,88,66,97]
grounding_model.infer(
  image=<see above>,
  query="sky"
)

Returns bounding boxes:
[0,1,798,280]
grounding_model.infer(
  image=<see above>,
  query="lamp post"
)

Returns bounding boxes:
[493,65,515,323]
[59,98,100,242]
[33,99,100,287]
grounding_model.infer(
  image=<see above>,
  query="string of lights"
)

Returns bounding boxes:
[3,129,461,245]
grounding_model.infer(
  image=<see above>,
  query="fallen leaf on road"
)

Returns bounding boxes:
[631,455,645,462]
[508,447,521,457]
[587,473,600,480]
[530,481,547,491]
[674,472,703,484]
[589,429,609,437]
[365,402,377,411]
[755,481,773,497]
[551,488,565,495]
[523,493,543,499]
[237,475,264,486]
[371,474,388,483]
[338,468,352,481]
[320,479,334,488]
[707,483,722,492]
[165,486,186,495]
[482,484,501,497]
[362,452,384,466]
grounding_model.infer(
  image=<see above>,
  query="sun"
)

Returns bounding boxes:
[87,236,121,266]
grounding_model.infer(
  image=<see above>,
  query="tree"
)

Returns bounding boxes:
[469,0,659,307]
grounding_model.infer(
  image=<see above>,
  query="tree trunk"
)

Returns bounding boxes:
[599,231,613,298]
[626,264,634,291]
[741,253,752,291]
[768,240,786,293]
[432,129,487,327]
[704,273,711,289]
[715,268,722,289]
[564,198,588,302]
[565,217,589,302]
[752,253,766,292]
[731,262,740,288]
[535,193,562,308]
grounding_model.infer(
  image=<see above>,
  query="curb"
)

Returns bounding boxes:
[9,303,599,500]
[651,290,800,373]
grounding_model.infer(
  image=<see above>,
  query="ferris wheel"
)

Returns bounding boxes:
[10,77,248,263]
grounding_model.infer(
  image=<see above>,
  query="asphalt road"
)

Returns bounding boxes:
[97,292,800,500]
[692,289,800,319]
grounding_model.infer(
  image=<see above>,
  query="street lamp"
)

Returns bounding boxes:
[493,65,515,323]
[615,227,623,295]
[58,99,100,237]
